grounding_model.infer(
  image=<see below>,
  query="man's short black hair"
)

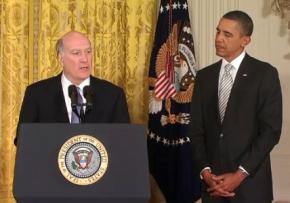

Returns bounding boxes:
[223,10,254,36]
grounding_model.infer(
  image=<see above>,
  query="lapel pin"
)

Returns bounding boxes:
[242,74,248,77]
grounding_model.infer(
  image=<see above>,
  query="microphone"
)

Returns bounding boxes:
[83,86,93,110]
[68,85,78,112]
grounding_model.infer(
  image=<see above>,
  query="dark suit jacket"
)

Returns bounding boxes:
[189,54,282,203]
[15,74,130,144]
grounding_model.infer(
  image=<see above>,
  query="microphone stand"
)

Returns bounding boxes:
[69,85,93,124]
[73,103,89,123]
[79,104,85,123]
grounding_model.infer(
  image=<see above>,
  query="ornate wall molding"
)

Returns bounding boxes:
[271,0,290,29]
[188,0,239,68]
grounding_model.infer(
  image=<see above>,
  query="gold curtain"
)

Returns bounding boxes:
[0,0,157,202]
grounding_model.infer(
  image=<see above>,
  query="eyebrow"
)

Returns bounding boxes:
[70,47,92,52]
[216,27,233,36]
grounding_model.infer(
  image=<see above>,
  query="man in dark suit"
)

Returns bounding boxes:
[189,10,282,203]
[15,31,129,144]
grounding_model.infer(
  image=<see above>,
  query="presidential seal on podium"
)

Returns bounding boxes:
[58,135,108,185]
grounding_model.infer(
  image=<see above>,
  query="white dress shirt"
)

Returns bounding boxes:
[218,51,246,88]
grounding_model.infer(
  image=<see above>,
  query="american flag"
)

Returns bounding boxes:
[147,0,201,202]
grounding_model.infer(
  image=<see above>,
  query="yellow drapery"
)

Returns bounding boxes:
[0,0,157,202]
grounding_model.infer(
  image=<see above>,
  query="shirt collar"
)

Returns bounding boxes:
[221,51,246,71]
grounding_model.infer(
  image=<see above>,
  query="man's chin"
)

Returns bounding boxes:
[79,71,91,77]
[75,74,90,83]
[81,75,90,81]
[215,50,225,58]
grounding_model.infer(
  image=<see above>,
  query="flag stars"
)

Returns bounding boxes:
[183,2,188,10]
[179,138,185,145]
[159,1,187,14]
[172,2,178,9]
[160,6,164,13]
[166,3,170,11]
[148,131,192,146]
[149,132,155,139]
[162,138,168,145]
[156,135,161,142]
[183,26,191,34]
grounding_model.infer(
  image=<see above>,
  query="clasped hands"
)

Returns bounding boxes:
[202,169,247,197]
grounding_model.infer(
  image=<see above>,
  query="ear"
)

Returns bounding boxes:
[58,53,64,65]
[241,36,251,48]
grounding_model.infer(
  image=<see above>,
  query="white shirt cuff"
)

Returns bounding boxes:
[239,165,249,176]
[200,167,211,179]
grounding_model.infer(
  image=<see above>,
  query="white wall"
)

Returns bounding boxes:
[188,0,290,201]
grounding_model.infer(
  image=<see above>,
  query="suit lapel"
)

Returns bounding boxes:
[83,76,99,122]
[54,74,70,122]
[223,54,251,123]
[212,61,223,126]
[231,54,251,94]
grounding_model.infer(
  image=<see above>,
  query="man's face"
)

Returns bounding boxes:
[59,32,92,85]
[215,18,250,62]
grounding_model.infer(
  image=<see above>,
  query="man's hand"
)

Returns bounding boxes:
[202,169,216,188]
[207,170,247,197]
[202,169,235,198]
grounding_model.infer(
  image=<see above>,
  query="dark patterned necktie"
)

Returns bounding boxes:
[71,87,83,124]
[219,64,234,123]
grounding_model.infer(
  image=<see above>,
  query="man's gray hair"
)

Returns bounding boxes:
[55,38,64,55]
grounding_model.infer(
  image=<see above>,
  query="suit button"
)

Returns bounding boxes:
[220,133,224,138]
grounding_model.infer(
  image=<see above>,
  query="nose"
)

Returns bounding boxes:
[80,52,88,63]
[215,32,223,42]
